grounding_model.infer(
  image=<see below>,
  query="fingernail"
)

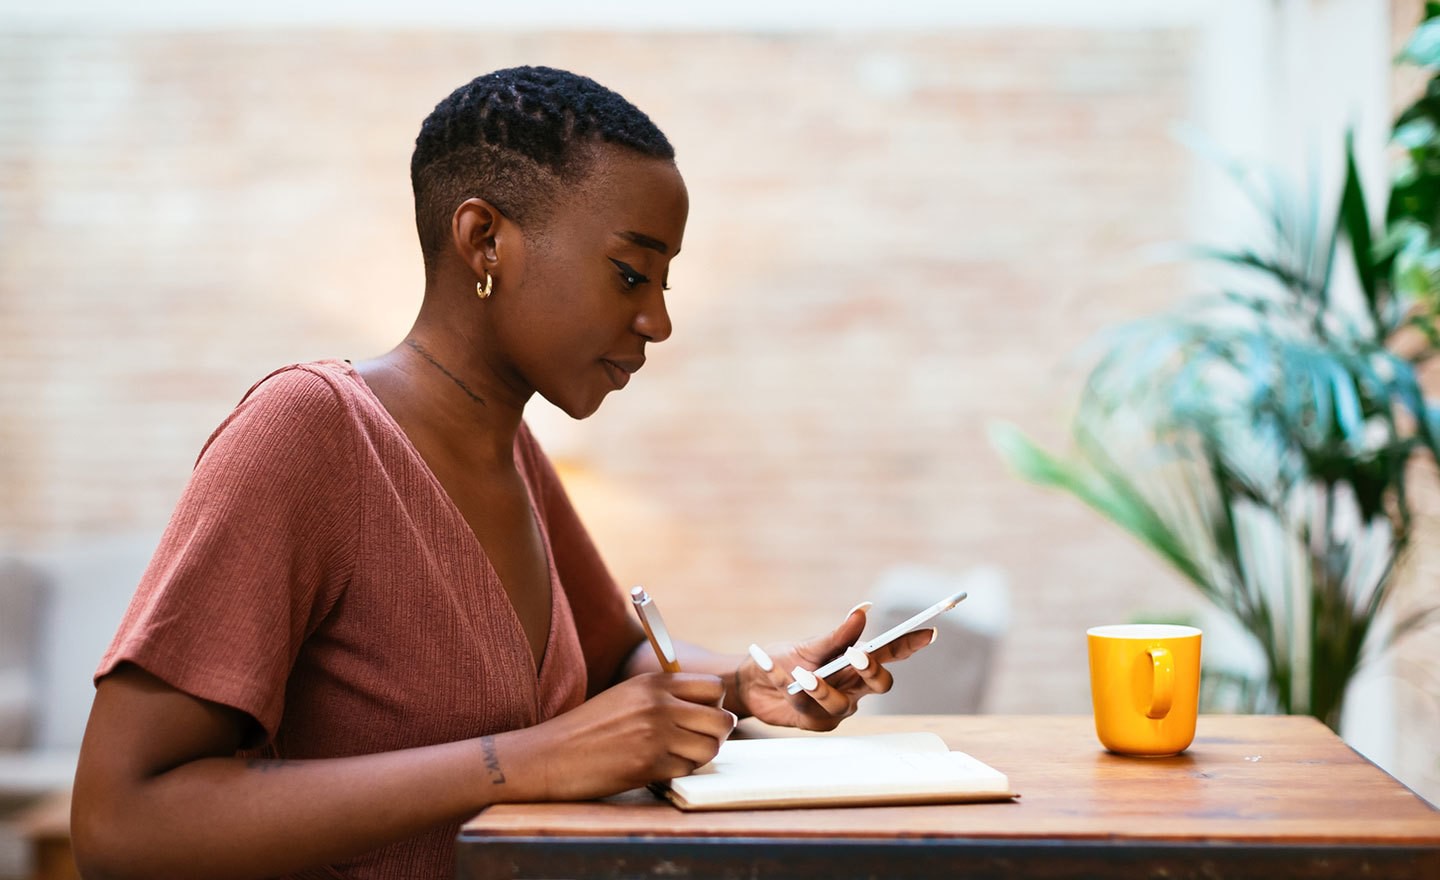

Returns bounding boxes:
[926,627,939,646]
[748,643,774,672]
[847,601,873,617]
[791,666,818,692]
[725,709,739,730]
[844,645,871,670]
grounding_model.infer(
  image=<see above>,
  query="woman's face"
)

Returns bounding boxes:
[491,147,688,419]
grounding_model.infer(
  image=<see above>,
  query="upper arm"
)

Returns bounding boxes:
[96,367,357,741]
[72,664,252,868]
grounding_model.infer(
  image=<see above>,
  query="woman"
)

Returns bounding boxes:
[71,66,935,880]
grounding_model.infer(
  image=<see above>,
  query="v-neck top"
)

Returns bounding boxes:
[97,360,643,880]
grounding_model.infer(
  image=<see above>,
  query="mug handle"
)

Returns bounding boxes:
[1146,646,1174,719]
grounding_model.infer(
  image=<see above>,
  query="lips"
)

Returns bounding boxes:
[602,357,644,389]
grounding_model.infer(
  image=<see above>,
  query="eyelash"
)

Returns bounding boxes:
[609,258,670,291]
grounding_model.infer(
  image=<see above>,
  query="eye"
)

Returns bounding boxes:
[609,258,649,290]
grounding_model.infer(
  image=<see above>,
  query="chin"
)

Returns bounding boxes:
[547,390,608,421]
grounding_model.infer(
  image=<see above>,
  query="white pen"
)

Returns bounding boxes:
[786,590,967,695]
[630,585,682,673]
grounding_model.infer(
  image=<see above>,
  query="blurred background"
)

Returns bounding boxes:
[1,0,1437,871]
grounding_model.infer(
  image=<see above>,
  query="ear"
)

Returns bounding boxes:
[451,198,509,281]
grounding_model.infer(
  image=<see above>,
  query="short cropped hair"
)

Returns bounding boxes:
[410,66,675,268]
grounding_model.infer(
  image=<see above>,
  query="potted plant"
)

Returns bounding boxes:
[990,7,1440,731]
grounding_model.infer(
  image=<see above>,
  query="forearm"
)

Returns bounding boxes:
[75,732,533,880]
[77,659,739,880]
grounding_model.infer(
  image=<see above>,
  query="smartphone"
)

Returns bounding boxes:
[785,590,967,695]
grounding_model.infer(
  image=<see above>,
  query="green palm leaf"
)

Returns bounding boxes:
[993,11,1440,730]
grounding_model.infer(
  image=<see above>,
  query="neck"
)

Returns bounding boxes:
[404,338,486,407]
[357,333,527,467]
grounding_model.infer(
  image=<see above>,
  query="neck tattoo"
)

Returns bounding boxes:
[404,339,486,406]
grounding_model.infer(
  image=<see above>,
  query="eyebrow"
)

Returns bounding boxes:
[617,230,670,255]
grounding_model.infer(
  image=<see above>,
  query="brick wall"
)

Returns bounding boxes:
[0,23,1199,709]
[1,25,1433,797]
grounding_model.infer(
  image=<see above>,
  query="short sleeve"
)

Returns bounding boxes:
[96,365,357,743]
[517,425,644,695]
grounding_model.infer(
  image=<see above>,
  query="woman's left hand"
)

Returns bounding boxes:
[735,603,936,731]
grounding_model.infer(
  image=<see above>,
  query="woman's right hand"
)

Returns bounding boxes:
[498,672,734,802]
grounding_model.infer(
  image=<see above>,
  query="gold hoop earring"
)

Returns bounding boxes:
[477,274,493,299]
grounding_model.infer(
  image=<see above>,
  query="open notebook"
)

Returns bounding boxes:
[665,731,1017,811]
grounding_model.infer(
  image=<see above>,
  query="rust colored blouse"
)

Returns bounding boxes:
[98,360,642,879]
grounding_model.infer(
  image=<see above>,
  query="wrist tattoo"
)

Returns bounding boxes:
[480,735,507,784]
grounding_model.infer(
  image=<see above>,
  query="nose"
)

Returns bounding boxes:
[634,288,672,343]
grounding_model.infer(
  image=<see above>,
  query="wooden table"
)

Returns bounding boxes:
[457,715,1440,879]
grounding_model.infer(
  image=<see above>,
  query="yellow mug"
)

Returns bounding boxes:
[1087,624,1202,756]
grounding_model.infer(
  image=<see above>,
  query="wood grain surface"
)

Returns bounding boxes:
[462,715,1440,844]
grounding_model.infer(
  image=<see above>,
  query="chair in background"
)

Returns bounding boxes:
[0,535,151,880]
[855,564,1010,716]
[0,560,45,754]
[1,558,54,880]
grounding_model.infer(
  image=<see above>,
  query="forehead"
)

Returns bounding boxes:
[563,147,689,251]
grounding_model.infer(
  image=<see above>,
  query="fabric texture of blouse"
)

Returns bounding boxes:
[97,359,641,879]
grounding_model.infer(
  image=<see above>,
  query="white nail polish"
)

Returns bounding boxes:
[845,645,871,670]
[748,643,774,672]
[791,666,818,692]
[846,601,874,617]
[926,628,939,646]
